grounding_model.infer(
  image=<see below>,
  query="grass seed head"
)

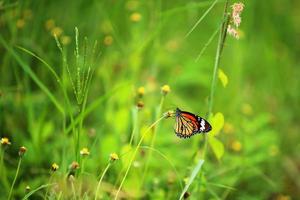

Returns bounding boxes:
[227,25,240,39]
[51,27,63,37]
[136,100,144,109]
[70,161,80,170]
[19,146,27,157]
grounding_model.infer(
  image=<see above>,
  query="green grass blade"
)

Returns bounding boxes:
[141,146,184,190]
[179,159,205,200]
[16,46,61,83]
[0,36,64,114]
[195,25,220,62]
[65,82,130,134]
[185,0,219,38]
[22,183,56,200]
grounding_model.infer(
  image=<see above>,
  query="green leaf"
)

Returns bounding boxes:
[218,68,228,88]
[209,112,224,136]
[208,136,224,160]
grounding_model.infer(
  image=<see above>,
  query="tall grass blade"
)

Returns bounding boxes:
[179,159,205,200]
[22,184,56,200]
[185,0,218,38]
[0,36,64,114]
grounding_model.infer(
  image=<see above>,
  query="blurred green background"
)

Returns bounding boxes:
[0,0,299,199]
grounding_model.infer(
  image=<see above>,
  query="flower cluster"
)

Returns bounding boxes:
[231,3,244,27]
[227,2,245,39]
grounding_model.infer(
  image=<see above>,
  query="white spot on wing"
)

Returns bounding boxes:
[200,119,205,131]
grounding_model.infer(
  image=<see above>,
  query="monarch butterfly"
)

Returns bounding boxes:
[174,108,212,138]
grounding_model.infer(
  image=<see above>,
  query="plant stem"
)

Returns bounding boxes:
[8,157,22,200]
[114,115,165,199]
[44,173,54,198]
[180,1,230,198]
[129,107,139,146]
[0,149,10,191]
[207,0,229,116]
[140,95,165,187]
[94,162,111,200]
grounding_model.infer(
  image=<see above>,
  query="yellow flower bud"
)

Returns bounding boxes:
[110,153,119,161]
[161,85,171,95]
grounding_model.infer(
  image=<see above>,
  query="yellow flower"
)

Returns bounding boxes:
[231,140,242,152]
[61,35,71,45]
[103,35,113,46]
[80,147,90,156]
[1,137,11,146]
[137,86,145,97]
[51,163,59,172]
[51,27,63,37]
[130,12,142,22]
[110,153,119,161]
[16,19,25,29]
[45,19,55,30]
[18,146,27,157]
[161,84,171,95]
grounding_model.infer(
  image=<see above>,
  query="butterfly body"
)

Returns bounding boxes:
[174,108,212,138]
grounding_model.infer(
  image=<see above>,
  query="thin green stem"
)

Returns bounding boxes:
[94,162,111,200]
[71,179,77,200]
[44,173,54,198]
[129,107,139,146]
[180,1,230,198]
[204,0,229,161]
[207,0,229,116]
[8,157,22,200]
[0,149,10,191]
[140,146,183,190]
[140,95,165,187]
[114,115,165,200]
